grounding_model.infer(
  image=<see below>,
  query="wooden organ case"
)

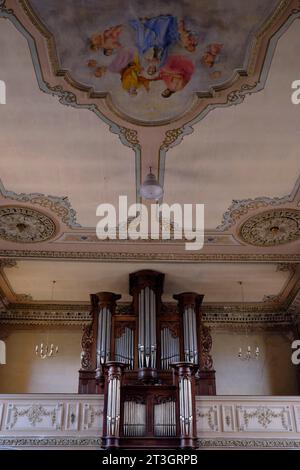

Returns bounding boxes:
[79,270,215,449]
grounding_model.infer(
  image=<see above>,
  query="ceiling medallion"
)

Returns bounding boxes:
[239,209,300,247]
[0,206,56,243]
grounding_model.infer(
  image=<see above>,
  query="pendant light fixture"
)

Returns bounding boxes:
[139,167,164,200]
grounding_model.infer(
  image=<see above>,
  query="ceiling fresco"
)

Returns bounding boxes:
[24,0,280,124]
[0,1,300,315]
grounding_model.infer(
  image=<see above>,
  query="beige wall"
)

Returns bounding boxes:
[0,325,298,395]
[212,330,299,395]
[0,326,82,393]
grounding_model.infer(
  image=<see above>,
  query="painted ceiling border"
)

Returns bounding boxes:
[158,7,300,189]
[0,0,142,202]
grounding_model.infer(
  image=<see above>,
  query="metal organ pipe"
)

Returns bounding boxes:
[138,286,157,369]
[123,400,146,436]
[105,362,124,442]
[97,306,112,367]
[160,328,180,369]
[174,293,203,366]
[115,327,134,369]
[154,400,176,437]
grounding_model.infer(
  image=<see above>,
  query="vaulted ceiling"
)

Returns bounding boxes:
[0,0,299,315]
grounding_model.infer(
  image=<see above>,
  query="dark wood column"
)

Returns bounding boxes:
[78,291,121,394]
[102,361,126,448]
[173,292,216,395]
[172,362,197,449]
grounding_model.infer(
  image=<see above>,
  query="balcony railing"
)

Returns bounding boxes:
[0,394,300,449]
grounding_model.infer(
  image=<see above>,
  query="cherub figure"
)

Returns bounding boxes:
[201,43,223,68]
[89,24,123,56]
[178,20,198,53]
[87,59,107,77]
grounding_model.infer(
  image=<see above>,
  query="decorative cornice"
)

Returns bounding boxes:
[1,251,300,262]
[0,301,294,327]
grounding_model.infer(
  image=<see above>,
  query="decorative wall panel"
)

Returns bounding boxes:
[1,395,300,449]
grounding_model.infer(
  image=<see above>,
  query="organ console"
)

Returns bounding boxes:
[78,269,215,449]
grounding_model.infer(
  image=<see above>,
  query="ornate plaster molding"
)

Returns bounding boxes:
[197,438,300,449]
[0,206,57,243]
[1,0,299,132]
[277,263,298,273]
[0,259,17,269]
[0,301,294,328]
[0,436,102,448]
[1,250,300,262]
[239,208,300,247]
[0,2,142,157]
[217,176,300,232]
[0,179,80,229]
[288,288,300,315]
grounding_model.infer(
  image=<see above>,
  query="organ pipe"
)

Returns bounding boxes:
[173,292,204,366]
[115,327,134,369]
[138,286,157,368]
[160,328,180,369]
[172,362,197,448]
[129,270,164,373]
[123,400,146,437]
[104,362,125,447]
[154,400,176,437]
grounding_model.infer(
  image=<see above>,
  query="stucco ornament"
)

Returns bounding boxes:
[239,209,300,246]
[0,206,56,243]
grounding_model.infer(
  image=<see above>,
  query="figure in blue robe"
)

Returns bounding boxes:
[129,15,179,75]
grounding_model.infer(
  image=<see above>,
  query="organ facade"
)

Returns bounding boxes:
[78,269,215,448]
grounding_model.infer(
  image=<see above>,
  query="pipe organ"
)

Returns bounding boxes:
[79,270,215,448]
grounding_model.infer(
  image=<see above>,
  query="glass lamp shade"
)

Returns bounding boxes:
[139,170,164,200]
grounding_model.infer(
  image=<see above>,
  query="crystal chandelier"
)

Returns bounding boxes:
[35,280,59,359]
[237,281,260,361]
